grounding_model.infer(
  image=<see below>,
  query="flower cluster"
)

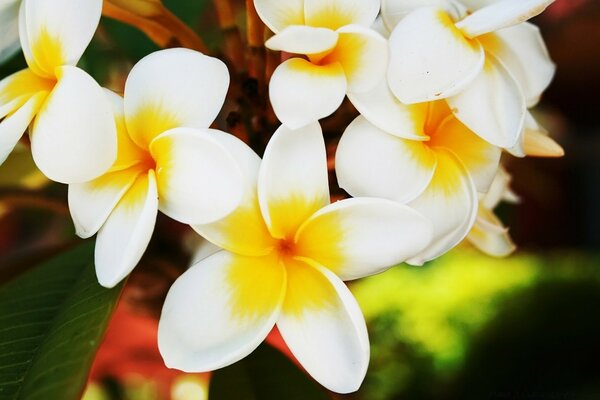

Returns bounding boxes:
[0,0,562,394]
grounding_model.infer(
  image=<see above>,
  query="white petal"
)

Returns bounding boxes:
[265,25,338,55]
[0,91,46,165]
[467,207,516,257]
[456,0,555,38]
[158,251,286,372]
[95,170,158,288]
[20,0,102,77]
[482,23,555,107]
[381,0,465,31]
[336,116,436,204]
[68,167,142,239]
[253,0,305,33]
[388,7,484,103]
[192,131,276,257]
[258,122,329,239]
[304,0,380,30]
[0,68,54,119]
[326,25,388,93]
[482,166,512,210]
[371,16,390,38]
[408,148,478,264]
[277,259,369,394]
[295,197,433,280]
[124,48,230,148]
[447,55,525,148]
[347,79,428,140]
[0,0,20,64]
[269,58,347,129]
[30,66,117,184]
[150,127,244,225]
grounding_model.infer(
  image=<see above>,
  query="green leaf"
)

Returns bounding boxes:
[209,344,330,400]
[0,242,123,400]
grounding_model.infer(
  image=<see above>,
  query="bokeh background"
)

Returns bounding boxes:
[1,0,599,399]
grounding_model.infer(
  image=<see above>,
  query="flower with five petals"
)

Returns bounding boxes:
[158,122,433,393]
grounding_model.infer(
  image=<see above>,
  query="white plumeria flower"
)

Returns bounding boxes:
[467,167,518,257]
[158,122,433,393]
[382,0,556,148]
[0,0,20,64]
[68,48,245,288]
[336,100,502,264]
[0,0,117,183]
[254,0,387,129]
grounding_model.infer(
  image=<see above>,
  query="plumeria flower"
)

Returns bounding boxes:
[158,122,433,393]
[254,0,387,129]
[0,0,117,183]
[336,100,502,264]
[68,48,245,288]
[0,0,20,64]
[382,0,556,148]
[466,167,518,257]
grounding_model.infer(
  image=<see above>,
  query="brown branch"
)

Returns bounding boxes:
[212,0,245,72]
[1,194,69,216]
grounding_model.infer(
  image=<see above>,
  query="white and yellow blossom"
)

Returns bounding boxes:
[0,0,117,183]
[68,48,245,288]
[336,100,502,264]
[382,0,556,148]
[0,0,20,64]
[158,122,433,393]
[254,0,387,129]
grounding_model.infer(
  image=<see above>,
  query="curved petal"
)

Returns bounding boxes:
[0,0,20,64]
[265,25,338,55]
[150,127,243,225]
[95,170,158,288]
[447,55,525,148]
[193,131,276,257]
[456,0,554,38]
[20,0,102,78]
[304,0,380,30]
[124,48,230,148]
[507,111,564,159]
[482,166,513,210]
[0,68,54,119]
[158,251,286,372]
[30,66,117,184]
[381,0,465,31]
[277,258,369,394]
[407,148,478,264]
[467,207,516,257]
[480,23,555,107]
[336,116,436,204]
[258,123,329,239]
[431,112,502,192]
[388,6,484,104]
[253,0,305,33]
[0,91,46,165]
[347,79,428,140]
[269,58,347,129]
[295,197,433,281]
[68,167,142,239]
[320,25,387,93]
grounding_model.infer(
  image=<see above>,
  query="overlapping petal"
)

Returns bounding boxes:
[265,25,338,55]
[304,0,380,30]
[149,127,243,225]
[30,66,117,184]
[388,6,484,103]
[408,148,478,264]
[277,258,368,394]
[19,0,102,78]
[0,68,53,119]
[258,123,330,239]
[447,55,525,148]
[269,58,346,129]
[158,251,286,372]
[253,0,305,33]
[124,48,230,148]
[95,170,158,288]
[480,23,555,107]
[381,0,464,30]
[456,0,555,38]
[336,116,436,204]
[295,197,433,281]
[468,207,516,257]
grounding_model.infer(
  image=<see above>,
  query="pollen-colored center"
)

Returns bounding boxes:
[276,238,297,258]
